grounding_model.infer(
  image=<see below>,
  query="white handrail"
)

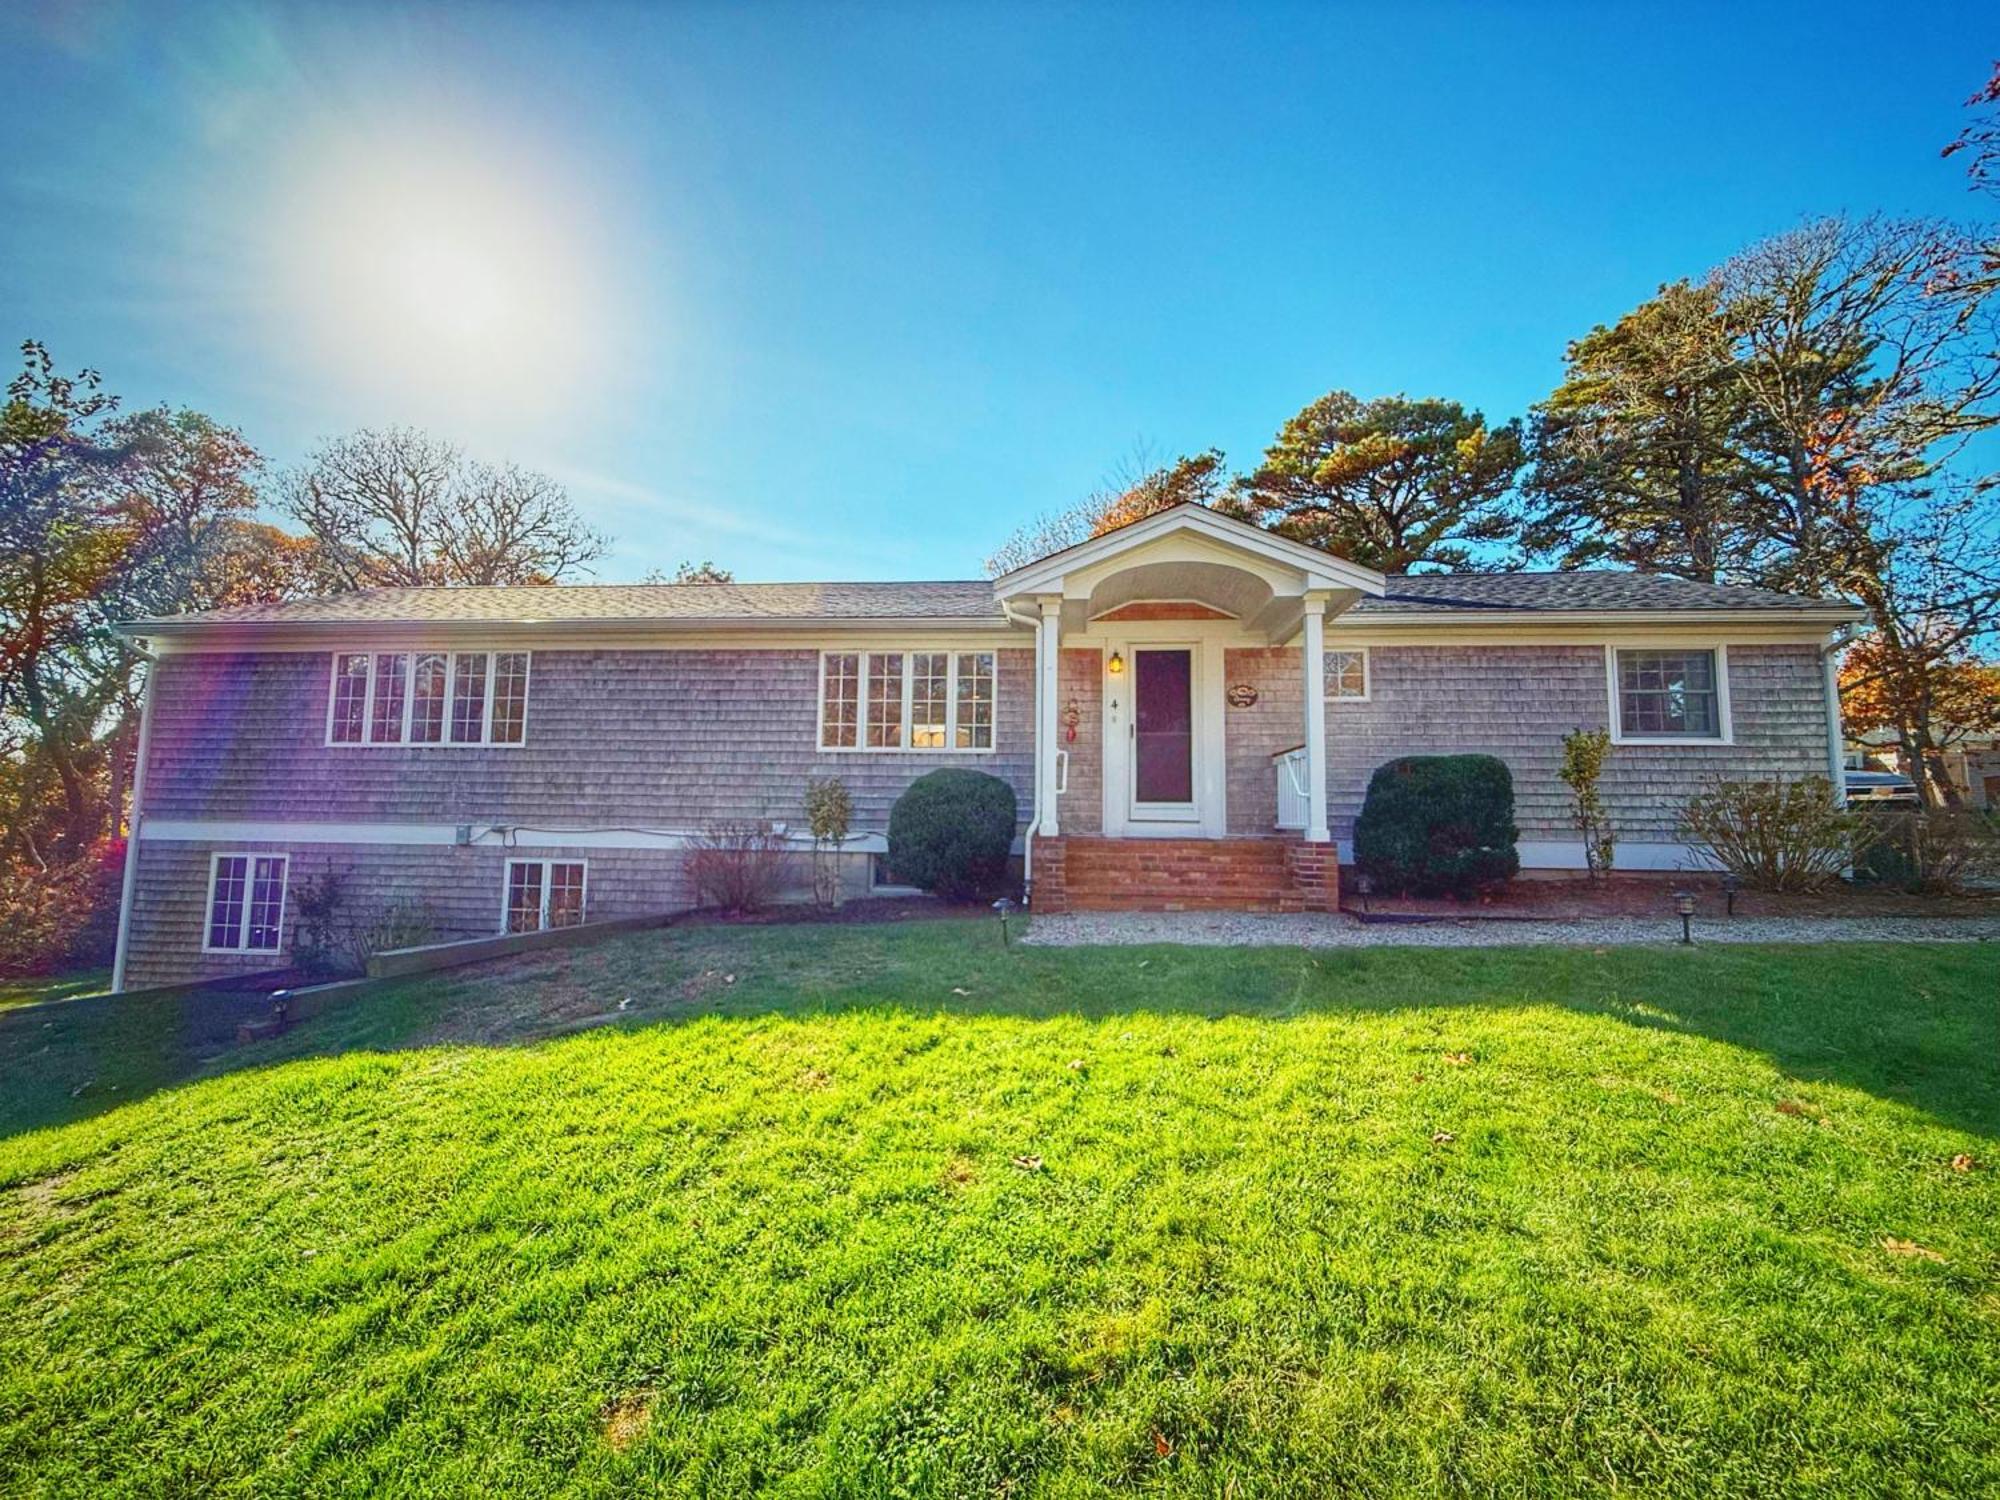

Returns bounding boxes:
[1274,747,1308,831]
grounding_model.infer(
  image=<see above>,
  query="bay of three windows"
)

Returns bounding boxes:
[821,650,995,751]
[329,650,529,746]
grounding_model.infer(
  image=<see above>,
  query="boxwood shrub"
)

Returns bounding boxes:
[886,768,1018,900]
[1353,754,1520,898]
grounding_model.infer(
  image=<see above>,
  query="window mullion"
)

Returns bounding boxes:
[900,652,913,750]
[401,653,415,743]
[360,657,376,746]
[946,654,959,746]
[481,654,496,744]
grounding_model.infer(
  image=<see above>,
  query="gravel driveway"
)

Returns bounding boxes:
[1022,912,2000,948]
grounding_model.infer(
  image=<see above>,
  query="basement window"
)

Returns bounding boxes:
[504,859,588,933]
[205,853,289,953]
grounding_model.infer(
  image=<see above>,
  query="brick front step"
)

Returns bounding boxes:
[1034,836,1337,915]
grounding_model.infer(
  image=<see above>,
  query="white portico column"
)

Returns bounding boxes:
[1037,596,1062,837]
[1301,596,1330,843]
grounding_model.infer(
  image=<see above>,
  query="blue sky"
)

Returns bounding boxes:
[1,2,1991,581]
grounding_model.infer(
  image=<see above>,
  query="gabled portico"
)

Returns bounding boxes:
[994,505,1384,907]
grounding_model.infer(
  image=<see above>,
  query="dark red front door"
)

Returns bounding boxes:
[1133,648,1193,804]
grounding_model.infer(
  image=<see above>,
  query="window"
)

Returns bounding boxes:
[821,652,860,749]
[369,653,407,743]
[1325,649,1369,700]
[505,859,587,933]
[205,853,288,953]
[866,652,904,748]
[330,654,369,743]
[954,652,995,749]
[450,653,489,743]
[818,650,999,752]
[325,651,529,746]
[411,653,448,743]
[1611,647,1729,742]
[910,652,950,748]
[490,652,530,743]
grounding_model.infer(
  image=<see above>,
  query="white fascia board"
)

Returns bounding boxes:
[137,619,1029,655]
[1340,607,1864,630]
[993,504,1387,599]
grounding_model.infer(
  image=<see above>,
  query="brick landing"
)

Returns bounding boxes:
[1031,836,1339,914]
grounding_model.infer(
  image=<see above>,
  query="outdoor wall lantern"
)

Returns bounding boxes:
[1672,890,1698,944]
[1107,651,1125,675]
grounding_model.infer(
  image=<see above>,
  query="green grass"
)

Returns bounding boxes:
[0,968,108,1014]
[1,923,1995,1497]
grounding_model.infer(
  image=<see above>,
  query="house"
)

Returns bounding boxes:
[108,504,1864,989]
[1850,728,2000,810]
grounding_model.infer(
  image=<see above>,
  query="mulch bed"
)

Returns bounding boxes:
[1341,873,2000,922]
[673,894,995,928]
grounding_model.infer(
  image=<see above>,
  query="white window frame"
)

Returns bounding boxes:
[1324,647,1370,702]
[325,650,532,748]
[202,850,290,954]
[1605,643,1733,745]
[815,648,999,754]
[501,857,589,933]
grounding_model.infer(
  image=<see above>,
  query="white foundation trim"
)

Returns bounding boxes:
[1335,837,1721,873]
[134,819,1029,857]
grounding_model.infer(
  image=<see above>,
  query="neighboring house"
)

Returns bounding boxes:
[109,504,1864,989]
[1851,728,2000,810]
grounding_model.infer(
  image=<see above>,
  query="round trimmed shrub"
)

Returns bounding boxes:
[1353,754,1520,898]
[887,769,1018,900]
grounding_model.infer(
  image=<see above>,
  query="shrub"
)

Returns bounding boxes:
[887,769,1017,900]
[355,901,438,962]
[803,776,854,910]
[686,821,794,913]
[1558,728,1615,880]
[289,871,349,976]
[1853,807,2000,894]
[0,837,124,977]
[1680,777,1865,891]
[290,872,439,976]
[1353,755,1520,899]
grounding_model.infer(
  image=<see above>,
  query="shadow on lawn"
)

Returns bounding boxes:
[1,921,1994,1145]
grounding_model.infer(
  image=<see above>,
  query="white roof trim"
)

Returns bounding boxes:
[991,504,1386,599]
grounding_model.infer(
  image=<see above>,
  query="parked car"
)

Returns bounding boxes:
[1845,769,1921,807]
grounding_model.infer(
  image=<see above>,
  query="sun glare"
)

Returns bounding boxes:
[271,129,614,425]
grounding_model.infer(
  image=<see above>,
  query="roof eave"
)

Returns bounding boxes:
[117,612,1022,645]
[1341,606,1868,628]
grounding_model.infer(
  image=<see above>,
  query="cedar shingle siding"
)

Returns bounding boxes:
[128,646,1034,985]
[1323,644,1828,841]
[144,648,1034,827]
[124,637,1833,987]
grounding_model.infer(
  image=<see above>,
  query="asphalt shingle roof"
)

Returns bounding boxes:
[128,570,1853,632]
[1352,571,1848,615]
[139,581,1008,627]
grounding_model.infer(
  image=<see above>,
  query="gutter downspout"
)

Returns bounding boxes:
[998,595,1046,906]
[1822,628,1856,807]
[109,646,159,994]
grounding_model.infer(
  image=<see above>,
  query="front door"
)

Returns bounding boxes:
[1130,647,1196,820]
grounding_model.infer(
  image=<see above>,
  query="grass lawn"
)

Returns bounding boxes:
[1,923,1995,1497]
[0,968,108,1014]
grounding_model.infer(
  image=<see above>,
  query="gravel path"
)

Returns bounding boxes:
[1022,911,2000,949]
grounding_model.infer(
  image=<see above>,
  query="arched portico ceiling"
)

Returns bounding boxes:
[992,503,1384,641]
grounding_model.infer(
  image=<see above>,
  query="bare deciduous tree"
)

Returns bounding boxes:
[282,427,604,588]
[984,446,1225,577]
